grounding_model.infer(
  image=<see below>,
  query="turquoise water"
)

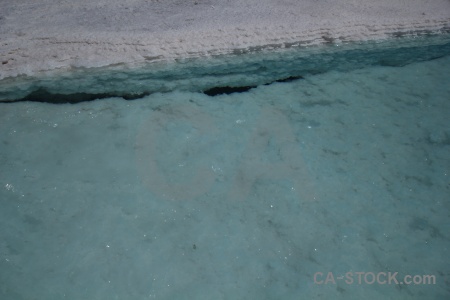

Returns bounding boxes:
[0,37,449,299]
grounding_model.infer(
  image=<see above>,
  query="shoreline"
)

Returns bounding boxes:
[1,34,449,102]
[1,0,450,80]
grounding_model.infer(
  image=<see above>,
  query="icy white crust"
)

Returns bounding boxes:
[0,0,449,80]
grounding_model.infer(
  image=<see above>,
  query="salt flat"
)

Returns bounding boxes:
[0,0,449,79]
[1,2,450,299]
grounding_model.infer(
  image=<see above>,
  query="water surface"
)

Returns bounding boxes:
[1,37,449,299]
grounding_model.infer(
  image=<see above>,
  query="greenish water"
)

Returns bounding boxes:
[0,36,449,299]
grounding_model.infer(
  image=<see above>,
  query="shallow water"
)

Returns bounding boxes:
[0,38,449,299]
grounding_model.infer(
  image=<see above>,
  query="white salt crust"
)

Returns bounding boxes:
[0,0,449,79]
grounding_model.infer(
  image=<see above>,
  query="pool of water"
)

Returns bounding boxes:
[0,36,449,299]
